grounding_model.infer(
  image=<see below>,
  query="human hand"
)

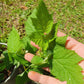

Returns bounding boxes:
[24,31,84,84]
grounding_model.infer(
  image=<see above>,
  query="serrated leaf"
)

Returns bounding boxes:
[31,56,43,65]
[31,50,53,68]
[56,35,68,46]
[7,27,22,53]
[21,36,37,53]
[50,44,84,84]
[16,71,29,84]
[9,53,29,67]
[47,23,58,50]
[15,54,29,67]
[25,0,53,50]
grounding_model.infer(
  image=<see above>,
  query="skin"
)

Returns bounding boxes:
[24,31,84,84]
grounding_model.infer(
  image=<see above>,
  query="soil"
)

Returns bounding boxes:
[0,65,14,83]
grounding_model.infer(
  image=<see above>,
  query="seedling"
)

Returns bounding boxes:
[0,0,84,84]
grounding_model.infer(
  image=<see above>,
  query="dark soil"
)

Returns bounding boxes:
[0,66,14,83]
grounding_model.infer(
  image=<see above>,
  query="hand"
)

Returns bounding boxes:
[24,31,84,84]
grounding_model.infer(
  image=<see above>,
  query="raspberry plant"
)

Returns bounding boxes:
[0,0,84,84]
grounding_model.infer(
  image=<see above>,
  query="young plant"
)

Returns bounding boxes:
[1,0,84,84]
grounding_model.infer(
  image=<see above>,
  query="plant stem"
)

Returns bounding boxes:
[0,42,7,46]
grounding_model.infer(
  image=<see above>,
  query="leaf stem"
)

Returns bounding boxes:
[0,42,7,46]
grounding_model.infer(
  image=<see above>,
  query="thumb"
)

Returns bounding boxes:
[28,71,66,84]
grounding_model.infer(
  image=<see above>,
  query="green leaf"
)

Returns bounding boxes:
[25,0,53,50]
[15,54,29,67]
[56,36,68,46]
[21,36,37,53]
[25,0,53,35]
[0,51,12,72]
[7,27,22,53]
[47,23,58,50]
[29,68,45,74]
[9,53,29,67]
[50,44,84,84]
[31,56,43,65]
[0,62,6,71]
[31,51,53,68]
[16,71,29,84]
[2,50,13,70]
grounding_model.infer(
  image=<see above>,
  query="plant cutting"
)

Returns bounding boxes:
[0,0,84,84]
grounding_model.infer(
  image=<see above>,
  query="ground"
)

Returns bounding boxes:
[0,0,84,43]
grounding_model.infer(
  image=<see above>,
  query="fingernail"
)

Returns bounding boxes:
[24,53,34,62]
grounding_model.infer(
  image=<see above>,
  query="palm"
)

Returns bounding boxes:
[25,31,84,84]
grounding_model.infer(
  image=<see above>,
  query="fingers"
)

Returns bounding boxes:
[25,53,34,62]
[31,31,81,58]
[28,71,66,84]
[31,31,80,55]
[31,41,40,49]
[57,31,79,50]
[57,31,84,58]
[25,53,84,75]
[26,31,84,75]
[25,53,50,72]
[79,61,84,75]
[24,53,67,84]
[31,31,83,58]
[30,31,84,58]
[57,31,84,74]
[42,67,50,72]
